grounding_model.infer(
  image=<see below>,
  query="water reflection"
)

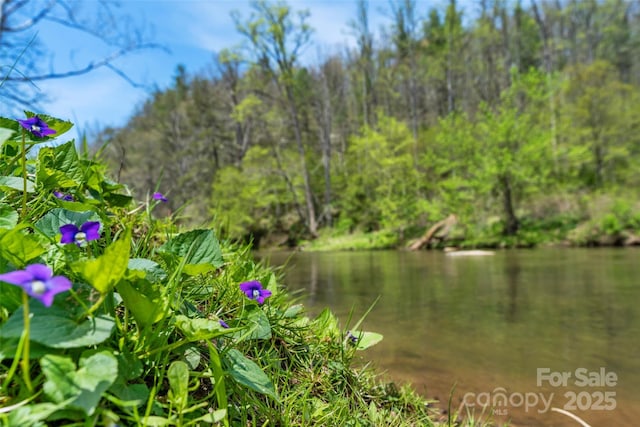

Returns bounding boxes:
[260,248,640,426]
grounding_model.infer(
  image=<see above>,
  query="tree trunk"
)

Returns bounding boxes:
[286,86,318,237]
[500,174,519,235]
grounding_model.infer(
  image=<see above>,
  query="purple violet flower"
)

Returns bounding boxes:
[0,264,71,307]
[60,221,101,246]
[346,330,359,345]
[18,116,56,138]
[239,280,272,304]
[153,192,168,202]
[219,319,230,329]
[53,191,74,202]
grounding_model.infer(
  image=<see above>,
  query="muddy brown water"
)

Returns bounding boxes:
[258,248,640,427]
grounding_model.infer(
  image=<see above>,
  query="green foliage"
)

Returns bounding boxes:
[341,113,419,232]
[0,114,443,427]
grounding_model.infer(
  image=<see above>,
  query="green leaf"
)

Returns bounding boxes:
[224,349,277,399]
[0,126,14,143]
[116,279,168,327]
[3,402,68,426]
[236,305,271,341]
[349,331,384,350]
[41,350,118,415]
[313,308,339,338]
[0,304,115,348]
[0,282,24,312]
[73,230,130,293]
[34,208,100,238]
[128,258,167,283]
[0,226,46,266]
[109,383,149,406]
[174,315,230,341]
[140,416,172,426]
[167,361,189,411]
[191,409,227,424]
[0,203,18,229]
[36,141,84,188]
[0,176,35,193]
[159,229,223,275]
[283,304,304,318]
[0,337,57,362]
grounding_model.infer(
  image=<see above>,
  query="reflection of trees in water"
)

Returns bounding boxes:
[505,253,520,323]
[308,253,318,304]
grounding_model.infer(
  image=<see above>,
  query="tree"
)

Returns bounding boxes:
[348,0,377,127]
[561,60,640,189]
[341,113,419,234]
[233,0,319,237]
[475,69,552,235]
[0,0,160,110]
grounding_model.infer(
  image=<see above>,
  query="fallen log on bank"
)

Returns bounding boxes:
[408,214,458,250]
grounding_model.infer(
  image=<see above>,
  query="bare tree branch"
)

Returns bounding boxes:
[0,0,164,112]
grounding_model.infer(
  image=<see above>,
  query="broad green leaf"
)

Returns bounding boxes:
[0,117,19,135]
[224,349,277,400]
[109,383,149,406]
[0,282,22,312]
[41,355,77,403]
[159,229,223,275]
[283,304,304,318]
[128,258,167,283]
[0,337,55,362]
[36,141,84,188]
[174,315,230,341]
[41,350,117,415]
[104,192,133,208]
[184,345,201,369]
[0,126,14,143]
[0,304,115,348]
[0,226,46,266]
[191,409,227,424]
[140,416,172,426]
[236,305,271,341]
[4,401,69,426]
[349,331,384,351]
[0,203,18,229]
[0,176,35,193]
[167,361,189,410]
[73,230,130,293]
[34,208,100,238]
[116,348,143,381]
[116,279,168,327]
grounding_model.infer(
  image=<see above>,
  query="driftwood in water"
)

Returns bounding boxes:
[409,214,458,251]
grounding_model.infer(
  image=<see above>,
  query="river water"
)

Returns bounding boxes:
[259,248,640,427]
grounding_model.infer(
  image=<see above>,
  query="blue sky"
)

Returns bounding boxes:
[33,0,460,139]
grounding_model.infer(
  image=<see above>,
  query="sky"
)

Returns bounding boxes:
[30,0,463,140]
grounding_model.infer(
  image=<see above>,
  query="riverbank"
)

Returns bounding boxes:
[295,214,640,252]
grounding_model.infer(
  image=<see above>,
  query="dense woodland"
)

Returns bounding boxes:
[98,0,640,248]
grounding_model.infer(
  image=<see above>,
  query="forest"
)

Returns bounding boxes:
[98,0,640,249]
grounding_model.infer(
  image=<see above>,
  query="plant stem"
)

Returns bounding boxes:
[1,328,26,391]
[21,130,27,220]
[84,292,107,318]
[21,291,33,391]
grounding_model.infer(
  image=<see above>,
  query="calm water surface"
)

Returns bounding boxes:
[259,248,640,427]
